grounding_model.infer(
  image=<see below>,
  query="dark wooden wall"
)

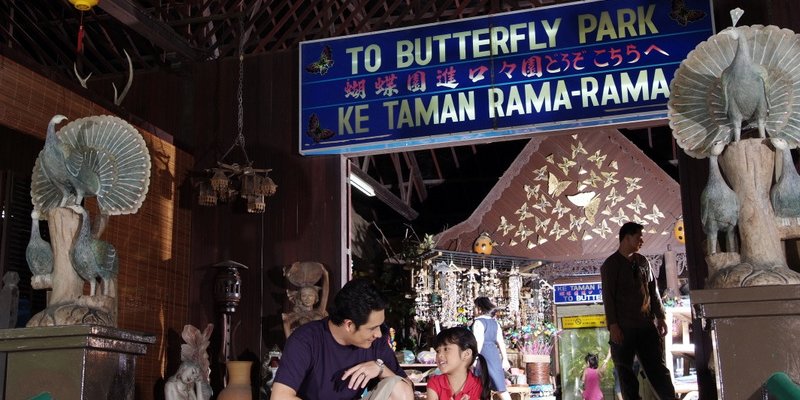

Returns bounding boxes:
[110,48,346,388]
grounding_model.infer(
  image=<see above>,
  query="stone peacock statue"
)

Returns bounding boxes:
[68,205,118,298]
[24,115,150,326]
[700,141,739,255]
[669,8,800,158]
[770,138,800,218]
[25,210,53,290]
[720,8,770,142]
[30,114,151,218]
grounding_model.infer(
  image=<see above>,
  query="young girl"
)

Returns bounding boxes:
[582,352,611,400]
[426,327,491,400]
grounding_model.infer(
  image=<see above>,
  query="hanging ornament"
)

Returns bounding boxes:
[69,0,99,11]
[674,218,686,244]
[472,232,494,255]
[76,22,85,54]
[68,0,97,54]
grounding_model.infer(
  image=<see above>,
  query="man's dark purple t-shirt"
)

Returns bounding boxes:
[274,318,405,400]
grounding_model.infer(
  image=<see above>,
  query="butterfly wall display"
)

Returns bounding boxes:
[669,0,706,26]
[305,45,334,75]
[305,113,335,143]
[492,133,680,253]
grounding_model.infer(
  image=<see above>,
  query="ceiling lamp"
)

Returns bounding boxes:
[69,0,98,11]
[195,16,277,213]
[67,0,99,53]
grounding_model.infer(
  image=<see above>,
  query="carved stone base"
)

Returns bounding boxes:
[0,325,155,400]
[693,286,800,399]
[706,261,800,288]
[26,303,114,327]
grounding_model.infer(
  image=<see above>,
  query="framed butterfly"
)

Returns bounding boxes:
[669,0,706,26]
[306,113,335,143]
[305,45,334,75]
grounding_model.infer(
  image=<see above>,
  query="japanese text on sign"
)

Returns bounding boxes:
[299,0,713,155]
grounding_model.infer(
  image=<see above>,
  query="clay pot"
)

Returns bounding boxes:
[218,361,253,400]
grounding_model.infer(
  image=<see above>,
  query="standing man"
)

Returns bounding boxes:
[601,222,676,400]
[271,279,413,400]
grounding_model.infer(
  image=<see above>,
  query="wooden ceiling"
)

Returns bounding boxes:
[2,0,680,230]
[1,0,561,78]
[1,0,572,222]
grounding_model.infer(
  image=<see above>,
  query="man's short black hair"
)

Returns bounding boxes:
[619,222,644,242]
[328,279,387,328]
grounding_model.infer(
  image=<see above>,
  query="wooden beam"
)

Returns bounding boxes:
[403,151,427,203]
[98,0,203,61]
[351,167,418,221]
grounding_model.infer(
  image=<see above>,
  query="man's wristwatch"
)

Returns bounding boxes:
[375,359,385,376]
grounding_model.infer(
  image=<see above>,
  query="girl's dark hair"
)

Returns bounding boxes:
[585,353,599,369]
[434,327,491,400]
[474,297,496,315]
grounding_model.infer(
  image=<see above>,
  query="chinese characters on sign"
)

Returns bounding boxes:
[299,0,713,155]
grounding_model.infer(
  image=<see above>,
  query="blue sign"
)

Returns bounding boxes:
[554,282,603,305]
[299,0,714,155]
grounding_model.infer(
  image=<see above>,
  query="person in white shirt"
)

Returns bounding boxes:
[473,297,511,400]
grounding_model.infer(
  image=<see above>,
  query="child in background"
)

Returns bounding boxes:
[426,327,491,400]
[582,352,611,400]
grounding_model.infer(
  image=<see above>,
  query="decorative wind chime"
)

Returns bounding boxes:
[414,259,512,329]
[413,259,554,332]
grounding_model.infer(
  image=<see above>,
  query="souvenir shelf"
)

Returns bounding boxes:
[412,250,552,331]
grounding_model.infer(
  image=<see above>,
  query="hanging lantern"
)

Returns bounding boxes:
[210,168,230,194]
[473,232,494,255]
[191,12,277,214]
[240,171,258,198]
[213,260,248,314]
[260,175,278,197]
[213,260,248,362]
[197,181,218,206]
[246,195,266,213]
[69,0,98,11]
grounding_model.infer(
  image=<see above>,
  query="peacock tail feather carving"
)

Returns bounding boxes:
[31,115,151,216]
[669,22,800,158]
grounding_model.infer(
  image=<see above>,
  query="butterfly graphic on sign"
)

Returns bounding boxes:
[306,113,335,143]
[305,45,334,75]
[669,0,706,26]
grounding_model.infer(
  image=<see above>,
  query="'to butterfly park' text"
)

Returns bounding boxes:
[299,0,713,155]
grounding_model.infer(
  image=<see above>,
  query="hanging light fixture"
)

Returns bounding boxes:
[68,0,99,11]
[195,13,277,213]
[68,0,98,54]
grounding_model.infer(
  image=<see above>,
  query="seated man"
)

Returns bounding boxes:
[271,279,413,400]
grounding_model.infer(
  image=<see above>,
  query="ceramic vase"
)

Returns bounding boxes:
[218,360,253,400]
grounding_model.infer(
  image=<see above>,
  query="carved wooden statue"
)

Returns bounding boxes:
[669,8,800,287]
[165,324,214,400]
[282,262,329,338]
